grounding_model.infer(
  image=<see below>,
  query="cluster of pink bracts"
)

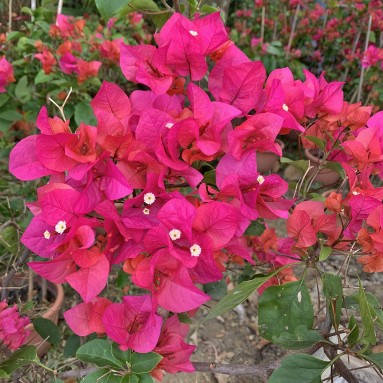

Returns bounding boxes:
[0,301,30,351]
[8,10,383,379]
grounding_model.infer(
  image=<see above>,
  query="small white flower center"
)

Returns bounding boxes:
[169,229,181,241]
[190,244,201,257]
[352,191,360,195]
[55,220,67,234]
[189,30,198,36]
[43,230,51,240]
[144,192,156,205]
[143,208,150,215]
[257,175,265,185]
[165,122,174,129]
[282,104,289,111]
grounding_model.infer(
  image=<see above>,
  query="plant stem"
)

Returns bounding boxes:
[286,3,300,53]
[357,14,372,102]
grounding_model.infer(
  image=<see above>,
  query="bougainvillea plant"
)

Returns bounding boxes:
[7,2,383,382]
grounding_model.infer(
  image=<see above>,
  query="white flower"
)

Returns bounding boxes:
[43,230,51,240]
[169,229,181,241]
[282,104,289,111]
[55,221,67,234]
[143,208,150,215]
[165,122,174,129]
[144,192,156,205]
[189,30,198,36]
[257,175,265,185]
[352,191,360,195]
[190,244,201,257]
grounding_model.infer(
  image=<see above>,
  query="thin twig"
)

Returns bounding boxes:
[286,4,300,53]
[1,247,30,300]
[357,14,372,102]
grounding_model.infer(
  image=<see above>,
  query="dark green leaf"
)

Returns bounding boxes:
[273,325,322,350]
[322,273,342,299]
[244,219,266,236]
[63,334,81,357]
[111,343,132,366]
[95,0,130,20]
[74,101,97,126]
[137,373,153,383]
[348,315,359,348]
[15,76,31,103]
[319,245,332,261]
[203,279,227,300]
[81,368,126,383]
[205,268,284,320]
[116,269,130,289]
[202,169,216,186]
[131,352,162,374]
[0,94,9,109]
[259,280,314,341]
[0,346,38,374]
[122,375,139,383]
[77,339,123,369]
[304,136,326,151]
[32,317,61,345]
[359,280,377,345]
[269,353,330,383]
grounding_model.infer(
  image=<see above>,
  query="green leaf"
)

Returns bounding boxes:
[111,343,132,366]
[259,280,314,341]
[200,5,219,14]
[205,268,284,320]
[177,312,192,324]
[15,76,31,103]
[280,157,309,172]
[20,6,33,16]
[74,101,97,126]
[244,219,266,236]
[358,280,377,345]
[0,110,23,122]
[304,136,326,151]
[0,346,38,374]
[319,245,332,261]
[360,352,383,370]
[0,370,9,378]
[123,375,139,383]
[120,0,159,15]
[269,354,330,383]
[202,169,216,186]
[131,352,162,374]
[137,373,153,383]
[324,161,345,178]
[0,94,9,109]
[77,339,123,369]
[35,70,57,85]
[273,325,322,350]
[63,334,81,357]
[52,380,65,383]
[81,368,126,383]
[322,273,342,300]
[116,269,130,289]
[32,317,61,345]
[203,279,227,300]
[95,0,130,20]
[348,315,359,348]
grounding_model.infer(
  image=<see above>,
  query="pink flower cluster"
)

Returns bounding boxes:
[0,57,15,93]
[9,11,383,378]
[0,301,30,351]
